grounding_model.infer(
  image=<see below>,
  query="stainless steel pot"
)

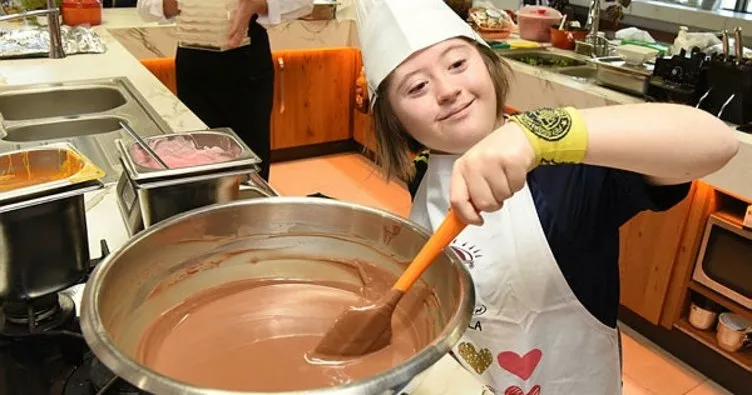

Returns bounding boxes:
[0,143,104,301]
[80,197,474,395]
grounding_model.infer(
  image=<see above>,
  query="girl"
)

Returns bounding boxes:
[356,0,738,393]
[137,0,313,181]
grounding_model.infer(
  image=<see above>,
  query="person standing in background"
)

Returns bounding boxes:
[136,0,313,181]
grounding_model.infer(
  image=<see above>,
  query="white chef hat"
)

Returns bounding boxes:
[355,0,487,107]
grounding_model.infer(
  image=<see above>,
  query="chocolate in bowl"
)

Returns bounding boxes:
[80,197,474,395]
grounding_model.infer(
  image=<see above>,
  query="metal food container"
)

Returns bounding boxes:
[0,143,104,301]
[0,142,105,204]
[115,128,275,233]
[80,197,474,395]
[591,56,654,96]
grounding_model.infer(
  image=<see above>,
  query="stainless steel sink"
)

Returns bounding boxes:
[498,49,588,68]
[0,77,172,185]
[3,117,125,142]
[555,65,598,81]
[0,87,127,121]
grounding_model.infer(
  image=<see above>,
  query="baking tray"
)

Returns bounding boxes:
[116,127,262,183]
[0,142,105,205]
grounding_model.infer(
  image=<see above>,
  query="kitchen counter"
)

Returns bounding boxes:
[0,8,486,395]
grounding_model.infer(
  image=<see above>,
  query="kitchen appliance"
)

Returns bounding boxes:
[0,143,104,303]
[0,238,152,395]
[80,197,475,394]
[692,213,752,310]
[115,128,277,235]
[695,28,752,125]
[646,47,709,105]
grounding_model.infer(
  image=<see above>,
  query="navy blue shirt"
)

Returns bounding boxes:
[409,156,691,328]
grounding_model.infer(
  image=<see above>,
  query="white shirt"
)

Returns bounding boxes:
[136,0,314,26]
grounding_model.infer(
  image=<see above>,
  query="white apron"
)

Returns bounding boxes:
[409,154,622,395]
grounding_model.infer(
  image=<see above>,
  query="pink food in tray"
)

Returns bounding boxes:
[132,136,240,169]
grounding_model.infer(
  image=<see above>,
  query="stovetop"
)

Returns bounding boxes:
[0,240,150,395]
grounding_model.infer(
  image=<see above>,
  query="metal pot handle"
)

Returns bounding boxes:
[242,171,279,197]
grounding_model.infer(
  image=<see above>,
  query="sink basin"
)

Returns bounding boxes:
[3,117,124,142]
[0,77,172,185]
[0,87,127,121]
[556,66,598,81]
[499,50,587,68]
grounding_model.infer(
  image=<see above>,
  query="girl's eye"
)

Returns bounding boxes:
[408,81,427,95]
[450,59,466,70]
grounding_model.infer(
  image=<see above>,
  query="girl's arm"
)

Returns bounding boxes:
[580,103,738,186]
[450,103,739,225]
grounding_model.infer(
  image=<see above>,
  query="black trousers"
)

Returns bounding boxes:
[174,21,275,181]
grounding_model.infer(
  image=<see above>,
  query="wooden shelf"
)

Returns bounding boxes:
[688,281,752,321]
[675,318,752,373]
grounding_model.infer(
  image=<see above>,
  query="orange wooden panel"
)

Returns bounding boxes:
[270,47,358,149]
[619,188,695,325]
[140,57,177,95]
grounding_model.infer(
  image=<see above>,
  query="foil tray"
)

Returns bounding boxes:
[0,24,106,59]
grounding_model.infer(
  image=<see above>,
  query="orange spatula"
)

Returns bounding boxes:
[314,209,467,357]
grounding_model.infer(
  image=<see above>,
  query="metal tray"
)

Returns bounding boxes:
[591,56,655,96]
[0,142,105,205]
[116,128,261,183]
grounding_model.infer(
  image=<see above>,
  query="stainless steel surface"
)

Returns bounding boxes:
[734,26,743,65]
[722,30,729,59]
[0,0,64,59]
[591,56,653,96]
[0,77,173,185]
[0,181,102,301]
[555,65,598,81]
[0,142,104,205]
[136,167,252,229]
[687,303,717,330]
[119,121,169,170]
[716,313,752,353]
[0,86,125,121]
[80,198,474,395]
[584,0,600,45]
[116,128,260,182]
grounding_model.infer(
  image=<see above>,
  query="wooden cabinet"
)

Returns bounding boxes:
[270,48,359,150]
[618,187,696,325]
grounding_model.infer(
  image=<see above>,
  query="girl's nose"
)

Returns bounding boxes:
[435,79,461,104]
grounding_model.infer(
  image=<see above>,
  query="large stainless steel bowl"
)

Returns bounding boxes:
[80,197,474,395]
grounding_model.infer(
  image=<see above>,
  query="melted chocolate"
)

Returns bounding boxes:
[135,262,436,392]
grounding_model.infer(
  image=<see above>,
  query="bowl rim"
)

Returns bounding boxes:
[80,196,475,395]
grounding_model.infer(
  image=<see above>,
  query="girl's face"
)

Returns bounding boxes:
[386,38,498,154]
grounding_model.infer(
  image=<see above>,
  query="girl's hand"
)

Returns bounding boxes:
[449,122,536,225]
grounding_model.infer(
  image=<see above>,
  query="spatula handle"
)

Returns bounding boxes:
[393,210,467,293]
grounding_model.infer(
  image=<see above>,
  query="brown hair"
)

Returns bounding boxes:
[371,38,512,181]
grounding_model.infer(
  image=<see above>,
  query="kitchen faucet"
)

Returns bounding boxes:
[577,0,611,57]
[585,0,600,43]
[0,0,65,59]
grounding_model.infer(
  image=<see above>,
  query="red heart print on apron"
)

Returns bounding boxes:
[503,385,541,395]
[497,349,542,380]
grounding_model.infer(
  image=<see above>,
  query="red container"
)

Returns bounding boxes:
[517,6,562,42]
[61,0,102,27]
[550,28,588,50]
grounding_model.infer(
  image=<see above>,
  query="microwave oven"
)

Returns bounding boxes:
[692,213,752,310]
